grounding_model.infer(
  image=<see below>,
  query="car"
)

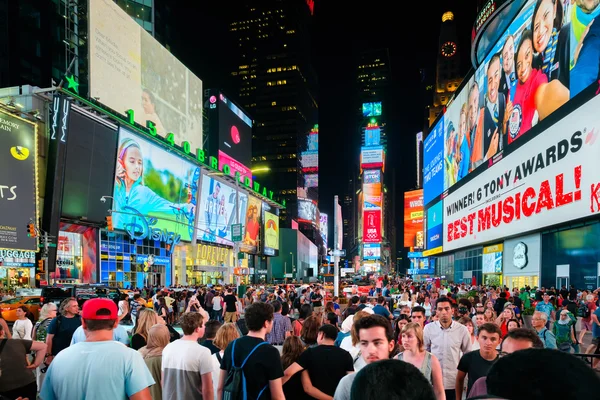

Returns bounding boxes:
[0,296,42,322]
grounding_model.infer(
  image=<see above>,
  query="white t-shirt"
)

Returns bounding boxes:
[12,318,33,340]
[339,336,366,371]
[211,351,224,400]
[212,296,222,311]
[162,339,214,400]
[40,341,154,400]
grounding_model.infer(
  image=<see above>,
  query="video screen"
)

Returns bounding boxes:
[423,116,445,205]
[263,210,279,253]
[89,0,203,150]
[298,198,318,224]
[218,93,253,181]
[362,102,382,117]
[112,128,200,242]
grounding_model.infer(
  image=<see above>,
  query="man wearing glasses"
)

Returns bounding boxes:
[531,311,557,349]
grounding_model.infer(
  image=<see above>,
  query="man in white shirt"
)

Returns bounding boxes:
[424,296,471,400]
[162,312,214,400]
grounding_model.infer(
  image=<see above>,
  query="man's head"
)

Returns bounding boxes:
[359,295,368,304]
[576,0,600,13]
[487,348,600,399]
[350,359,436,400]
[435,297,453,324]
[410,306,426,327]
[500,327,544,355]
[532,311,547,329]
[477,323,501,354]
[543,292,550,302]
[270,300,282,313]
[486,53,501,103]
[350,295,360,305]
[475,311,485,327]
[180,312,205,337]
[204,320,222,340]
[245,302,274,333]
[81,298,118,332]
[60,297,79,316]
[317,324,338,345]
[377,296,386,305]
[354,314,395,364]
[468,81,480,130]
[502,34,515,74]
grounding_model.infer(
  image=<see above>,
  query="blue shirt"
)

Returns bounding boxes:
[592,308,600,338]
[70,325,130,346]
[372,304,390,319]
[40,341,155,400]
[535,302,555,320]
[537,327,557,349]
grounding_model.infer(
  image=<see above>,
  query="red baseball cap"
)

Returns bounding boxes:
[81,298,118,320]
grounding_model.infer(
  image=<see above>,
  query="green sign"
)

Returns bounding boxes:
[59,87,285,208]
[232,224,243,242]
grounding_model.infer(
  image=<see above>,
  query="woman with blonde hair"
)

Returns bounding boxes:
[397,322,446,400]
[132,308,165,350]
[210,323,239,400]
[495,306,516,338]
[138,324,170,400]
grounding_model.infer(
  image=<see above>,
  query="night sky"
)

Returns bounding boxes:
[171,0,478,246]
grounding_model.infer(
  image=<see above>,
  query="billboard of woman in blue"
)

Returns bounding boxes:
[112,128,198,241]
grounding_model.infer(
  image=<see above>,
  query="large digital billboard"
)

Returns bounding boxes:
[263,211,279,255]
[363,183,382,209]
[426,201,443,251]
[0,112,37,251]
[363,170,381,184]
[363,209,382,243]
[112,128,200,242]
[241,195,262,254]
[360,146,384,170]
[298,198,318,224]
[298,126,319,201]
[319,213,328,248]
[363,243,381,260]
[440,0,600,194]
[197,174,247,246]
[423,116,445,205]
[217,93,253,182]
[443,94,600,251]
[89,0,203,150]
[404,189,424,248]
[362,102,382,117]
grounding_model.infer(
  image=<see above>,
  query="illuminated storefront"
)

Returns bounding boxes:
[482,244,503,287]
[503,235,540,290]
[0,250,35,288]
[99,230,172,288]
[174,243,248,286]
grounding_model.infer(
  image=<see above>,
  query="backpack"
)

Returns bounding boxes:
[579,303,591,318]
[223,339,269,400]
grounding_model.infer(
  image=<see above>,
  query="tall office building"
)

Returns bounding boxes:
[342,177,356,253]
[428,11,463,127]
[228,0,318,230]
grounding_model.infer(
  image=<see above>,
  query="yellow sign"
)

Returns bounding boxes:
[410,211,424,219]
[264,211,279,250]
[423,246,443,257]
[483,244,503,254]
[196,244,233,267]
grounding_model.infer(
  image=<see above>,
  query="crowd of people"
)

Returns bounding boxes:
[1,280,600,400]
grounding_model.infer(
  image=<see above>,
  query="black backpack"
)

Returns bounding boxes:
[223,339,268,400]
[579,303,591,318]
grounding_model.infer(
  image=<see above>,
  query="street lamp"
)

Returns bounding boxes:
[251,167,270,174]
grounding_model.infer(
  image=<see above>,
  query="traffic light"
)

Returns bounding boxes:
[106,216,113,231]
[38,259,44,271]
[27,223,36,237]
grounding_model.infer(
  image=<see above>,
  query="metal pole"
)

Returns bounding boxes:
[234,177,240,287]
[333,195,340,297]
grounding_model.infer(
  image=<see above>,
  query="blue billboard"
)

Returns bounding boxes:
[423,116,444,205]
[426,201,443,250]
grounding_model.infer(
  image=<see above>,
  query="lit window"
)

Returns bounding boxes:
[272,101,277,106]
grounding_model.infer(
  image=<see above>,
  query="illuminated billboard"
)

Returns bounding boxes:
[298,126,319,201]
[426,200,443,251]
[365,126,381,146]
[319,213,328,248]
[298,198,318,224]
[438,0,600,195]
[112,128,200,242]
[363,209,382,243]
[363,243,381,260]
[362,102,382,117]
[404,190,424,248]
[197,174,247,246]
[360,146,384,169]
[89,0,203,150]
[423,117,444,205]
[443,95,600,251]
[363,170,381,184]
[263,210,279,255]
[363,183,382,209]
[241,195,262,254]
[217,93,253,182]
[0,112,37,252]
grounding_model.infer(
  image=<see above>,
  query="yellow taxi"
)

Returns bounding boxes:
[0,296,41,322]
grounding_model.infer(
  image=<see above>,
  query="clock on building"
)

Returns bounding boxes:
[441,41,457,57]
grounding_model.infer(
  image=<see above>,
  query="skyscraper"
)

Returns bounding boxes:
[228,0,318,230]
[428,11,463,127]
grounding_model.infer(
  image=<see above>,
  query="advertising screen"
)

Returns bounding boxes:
[365,126,381,146]
[197,174,247,246]
[362,102,382,117]
[426,201,443,250]
[363,243,381,260]
[441,0,600,194]
[298,198,318,224]
[423,116,445,205]
[443,94,600,251]
[363,183,382,209]
[241,195,261,254]
[363,170,381,184]
[404,189,424,248]
[89,0,203,150]
[361,146,384,169]
[298,127,319,201]
[319,213,328,248]
[0,112,37,251]
[363,209,382,243]
[112,128,200,242]
[218,93,253,181]
[263,211,279,253]
[483,244,503,273]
